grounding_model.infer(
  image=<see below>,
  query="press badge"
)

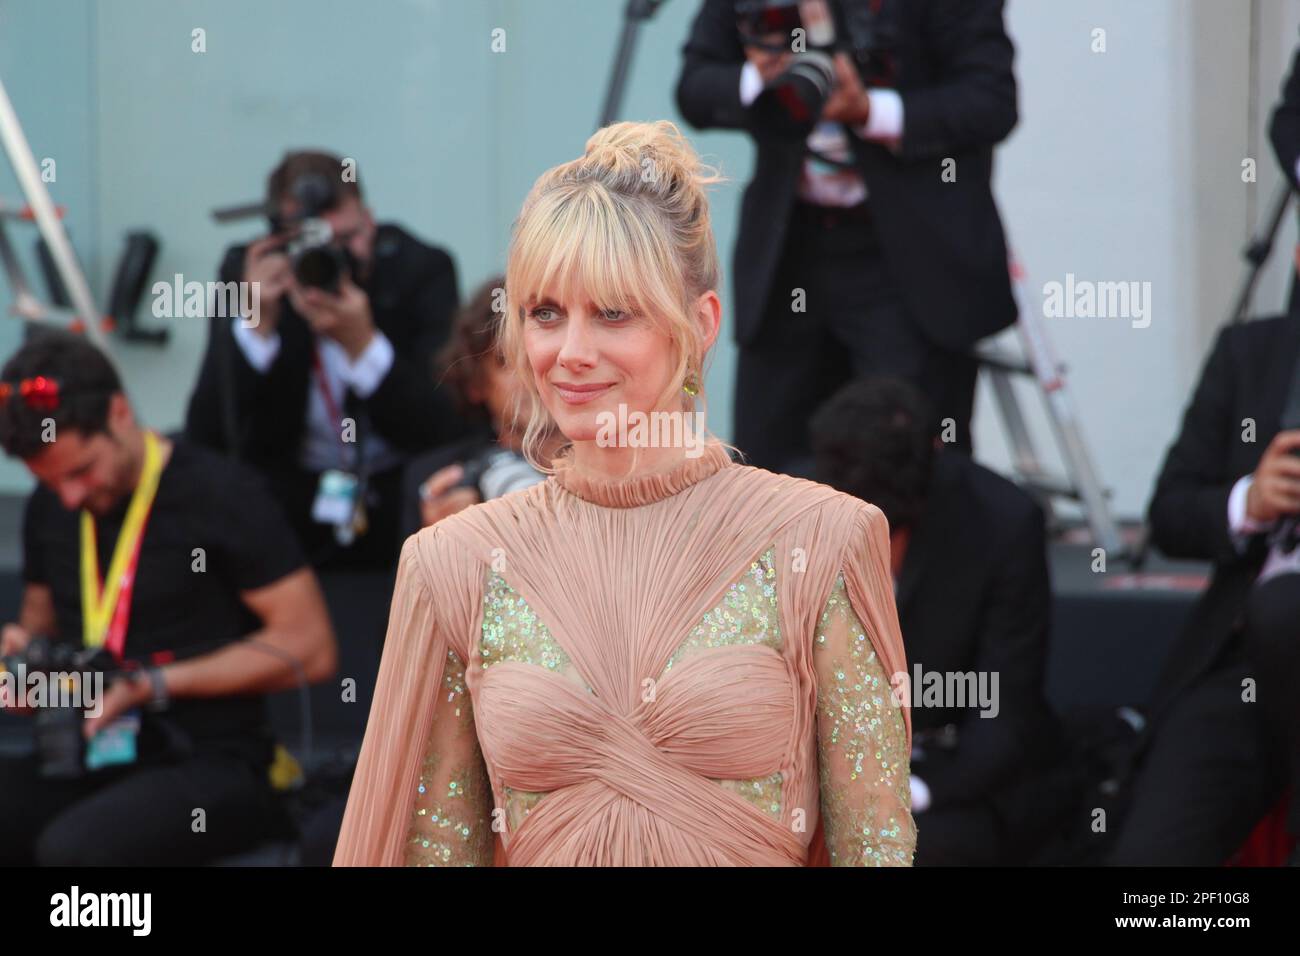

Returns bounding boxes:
[85,709,140,770]
[311,469,359,526]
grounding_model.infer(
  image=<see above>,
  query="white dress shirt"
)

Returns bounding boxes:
[739,60,904,208]
[1227,474,1300,583]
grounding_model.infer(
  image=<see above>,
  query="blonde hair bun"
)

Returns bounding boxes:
[580,119,725,207]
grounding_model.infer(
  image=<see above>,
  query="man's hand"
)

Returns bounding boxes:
[0,623,32,658]
[1246,430,1300,523]
[242,235,292,337]
[289,275,376,359]
[821,52,871,126]
[744,30,795,85]
[0,625,34,714]
[419,463,482,527]
[82,672,151,740]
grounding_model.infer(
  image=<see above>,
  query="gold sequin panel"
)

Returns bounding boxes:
[405,649,495,865]
[814,571,914,865]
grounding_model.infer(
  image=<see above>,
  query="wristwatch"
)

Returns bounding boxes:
[138,666,169,713]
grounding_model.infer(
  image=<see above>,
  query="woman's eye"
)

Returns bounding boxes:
[601,309,628,322]
[528,307,557,323]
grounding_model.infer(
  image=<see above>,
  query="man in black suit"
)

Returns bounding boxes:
[675,0,1018,468]
[1109,313,1300,865]
[1270,41,1300,194]
[186,150,472,570]
[809,376,1062,865]
[1269,39,1300,315]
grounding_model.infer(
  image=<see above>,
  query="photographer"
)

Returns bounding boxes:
[401,276,563,534]
[1108,307,1300,865]
[186,150,474,570]
[675,0,1018,468]
[0,333,336,866]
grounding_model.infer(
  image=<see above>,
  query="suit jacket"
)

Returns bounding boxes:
[185,223,472,477]
[674,0,1019,350]
[1144,313,1300,721]
[895,451,1059,811]
[1270,43,1300,192]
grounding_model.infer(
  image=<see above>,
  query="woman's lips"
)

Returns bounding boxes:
[553,382,614,405]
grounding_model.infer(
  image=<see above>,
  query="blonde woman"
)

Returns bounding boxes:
[333,120,915,867]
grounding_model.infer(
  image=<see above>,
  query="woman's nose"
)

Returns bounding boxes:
[557,314,597,368]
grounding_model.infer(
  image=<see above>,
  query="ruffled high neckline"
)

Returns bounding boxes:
[551,442,733,508]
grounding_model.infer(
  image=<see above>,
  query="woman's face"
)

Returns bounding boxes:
[522,289,678,443]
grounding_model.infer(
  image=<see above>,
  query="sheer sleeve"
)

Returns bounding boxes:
[403,644,494,865]
[333,531,494,866]
[813,503,916,866]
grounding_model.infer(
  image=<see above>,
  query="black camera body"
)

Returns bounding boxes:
[1,637,119,780]
[269,172,357,294]
[735,0,899,143]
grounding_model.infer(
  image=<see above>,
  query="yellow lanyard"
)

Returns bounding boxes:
[79,430,163,648]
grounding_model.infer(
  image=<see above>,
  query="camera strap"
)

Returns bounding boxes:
[79,429,163,659]
[309,342,370,540]
[309,343,354,469]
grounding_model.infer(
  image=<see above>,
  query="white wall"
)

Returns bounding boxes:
[976,0,1300,519]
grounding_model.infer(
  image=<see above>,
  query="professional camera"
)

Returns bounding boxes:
[268,171,357,294]
[735,0,899,143]
[429,445,542,503]
[0,637,117,780]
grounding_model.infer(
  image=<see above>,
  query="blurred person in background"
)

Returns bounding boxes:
[1109,304,1300,866]
[0,332,335,866]
[676,0,1018,469]
[402,276,565,536]
[187,149,474,571]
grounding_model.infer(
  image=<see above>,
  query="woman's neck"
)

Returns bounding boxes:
[567,439,689,481]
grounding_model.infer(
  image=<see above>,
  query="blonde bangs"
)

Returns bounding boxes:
[507,186,686,332]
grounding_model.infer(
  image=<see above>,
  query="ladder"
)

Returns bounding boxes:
[0,74,108,350]
[975,256,1131,563]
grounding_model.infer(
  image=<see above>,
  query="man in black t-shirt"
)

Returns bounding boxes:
[0,332,337,866]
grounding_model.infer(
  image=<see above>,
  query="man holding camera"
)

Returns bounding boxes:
[1107,307,1300,865]
[0,332,336,866]
[186,150,473,570]
[676,0,1018,468]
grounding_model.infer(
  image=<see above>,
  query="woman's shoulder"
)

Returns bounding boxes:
[722,460,885,529]
[405,479,556,562]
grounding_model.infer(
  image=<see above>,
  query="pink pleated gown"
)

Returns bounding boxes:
[333,441,915,866]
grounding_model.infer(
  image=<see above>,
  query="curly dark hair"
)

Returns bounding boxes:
[0,331,123,460]
[435,275,507,423]
[809,376,937,532]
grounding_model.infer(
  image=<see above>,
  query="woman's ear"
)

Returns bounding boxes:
[695,290,721,353]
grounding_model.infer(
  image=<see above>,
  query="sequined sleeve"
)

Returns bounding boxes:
[813,570,916,866]
[402,641,495,865]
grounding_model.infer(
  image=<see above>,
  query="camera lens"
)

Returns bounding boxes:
[294,246,343,292]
